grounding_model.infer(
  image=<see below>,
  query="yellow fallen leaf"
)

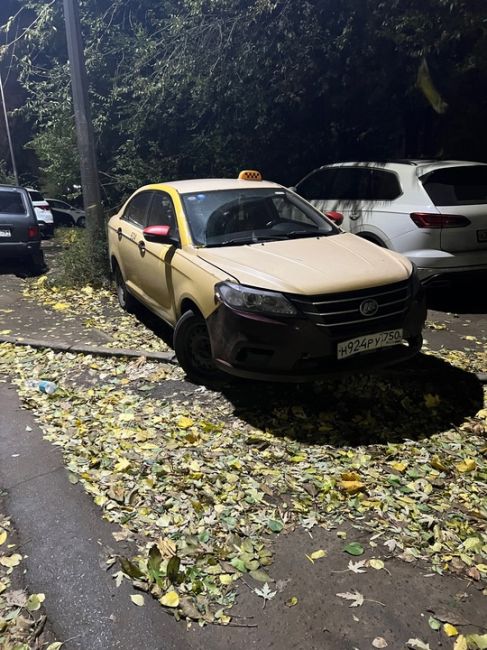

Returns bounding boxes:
[160,591,179,608]
[389,461,407,473]
[444,623,458,637]
[290,454,307,463]
[455,458,476,473]
[177,416,193,429]
[130,594,144,606]
[430,455,448,472]
[310,549,327,560]
[0,529,7,546]
[339,480,365,494]
[46,643,64,650]
[219,574,233,585]
[285,596,298,607]
[114,457,130,472]
[341,471,360,481]
[52,302,70,311]
[453,636,467,650]
[368,559,384,570]
[476,564,487,574]
[0,330,12,335]
[0,553,22,567]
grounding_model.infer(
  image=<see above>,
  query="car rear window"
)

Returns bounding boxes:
[28,190,44,202]
[0,191,26,215]
[421,166,487,206]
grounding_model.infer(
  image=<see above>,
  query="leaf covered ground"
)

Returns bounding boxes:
[0,512,59,650]
[0,336,485,634]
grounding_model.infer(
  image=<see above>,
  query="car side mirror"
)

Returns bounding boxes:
[325,211,344,226]
[143,225,179,246]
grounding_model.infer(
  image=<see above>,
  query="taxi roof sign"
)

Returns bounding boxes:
[238,170,262,181]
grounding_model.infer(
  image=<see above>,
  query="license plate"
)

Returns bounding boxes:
[477,229,487,243]
[337,329,403,360]
[0,228,11,238]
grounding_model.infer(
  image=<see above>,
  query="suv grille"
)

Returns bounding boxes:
[288,280,411,338]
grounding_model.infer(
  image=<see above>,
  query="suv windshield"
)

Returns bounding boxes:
[420,165,487,206]
[181,188,337,246]
[0,190,26,215]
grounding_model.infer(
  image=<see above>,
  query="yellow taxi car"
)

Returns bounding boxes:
[108,171,426,382]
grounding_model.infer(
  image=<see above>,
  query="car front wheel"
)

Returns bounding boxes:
[173,310,219,383]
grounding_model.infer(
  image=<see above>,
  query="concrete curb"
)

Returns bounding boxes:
[0,334,178,364]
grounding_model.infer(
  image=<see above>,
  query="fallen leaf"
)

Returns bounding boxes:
[455,458,476,473]
[285,596,298,607]
[130,594,144,606]
[344,542,364,556]
[368,559,384,571]
[407,640,431,650]
[309,549,327,560]
[372,638,388,648]
[159,591,179,608]
[348,560,367,573]
[336,590,364,607]
[444,623,459,637]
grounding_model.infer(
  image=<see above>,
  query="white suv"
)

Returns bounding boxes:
[27,188,55,238]
[293,160,487,285]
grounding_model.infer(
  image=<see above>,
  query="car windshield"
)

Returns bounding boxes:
[180,188,337,246]
[420,165,487,206]
[0,191,26,215]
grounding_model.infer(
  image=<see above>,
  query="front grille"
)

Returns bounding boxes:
[288,280,411,338]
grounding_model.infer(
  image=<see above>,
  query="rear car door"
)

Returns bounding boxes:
[118,191,153,297]
[296,167,371,232]
[419,165,487,253]
[138,191,180,322]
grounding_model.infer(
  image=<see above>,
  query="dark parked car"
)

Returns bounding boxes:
[0,185,44,273]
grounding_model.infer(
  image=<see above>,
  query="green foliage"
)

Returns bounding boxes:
[0,160,15,185]
[3,0,487,201]
[54,227,109,288]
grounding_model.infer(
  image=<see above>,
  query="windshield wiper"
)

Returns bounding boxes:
[280,229,330,239]
[206,233,288,247]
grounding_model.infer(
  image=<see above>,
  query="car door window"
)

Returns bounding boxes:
[297,169,336,200]
[147,192,179,239]
[369,170,401,200]
[330,169,372,200]
[0,191,26,214]
[123,191,152,227]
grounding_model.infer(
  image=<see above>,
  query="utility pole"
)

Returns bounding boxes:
[0,73,20,185]
[63,0,106,274]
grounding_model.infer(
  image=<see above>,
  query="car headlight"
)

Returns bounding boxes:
[215,282,298,316]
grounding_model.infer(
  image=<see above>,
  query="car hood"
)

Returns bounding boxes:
[196,233,412,294]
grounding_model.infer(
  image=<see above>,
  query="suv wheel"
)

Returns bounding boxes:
[114,264,136,313]
[173,310,219,383]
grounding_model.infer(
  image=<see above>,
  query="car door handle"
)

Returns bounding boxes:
[117,227,123,240]
[138,240,145,251]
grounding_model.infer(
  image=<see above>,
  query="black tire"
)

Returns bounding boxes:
[173,310,219,383]
[114,264,137,313]
[27,250,47,276]
[77,216,86,228]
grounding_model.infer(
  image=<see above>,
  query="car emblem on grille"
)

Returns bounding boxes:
[359,299,379,317]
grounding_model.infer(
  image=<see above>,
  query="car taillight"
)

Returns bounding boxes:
[28,226,39,239]
[410,212,471,228]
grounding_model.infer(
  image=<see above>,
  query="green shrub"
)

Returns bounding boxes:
[53,227,110,288]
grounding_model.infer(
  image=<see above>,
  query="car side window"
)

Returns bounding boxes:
[369,170,401,200]
[297,169,336,200]
[122,191,152,227]
[147,192,179,238]
[330,169,372,200]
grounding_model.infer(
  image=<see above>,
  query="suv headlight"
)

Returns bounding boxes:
[215,282,298,316]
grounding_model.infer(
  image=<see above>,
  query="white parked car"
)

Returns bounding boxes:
[46,198,85,228]
[293,160,487,285]
[26,188,54,238]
